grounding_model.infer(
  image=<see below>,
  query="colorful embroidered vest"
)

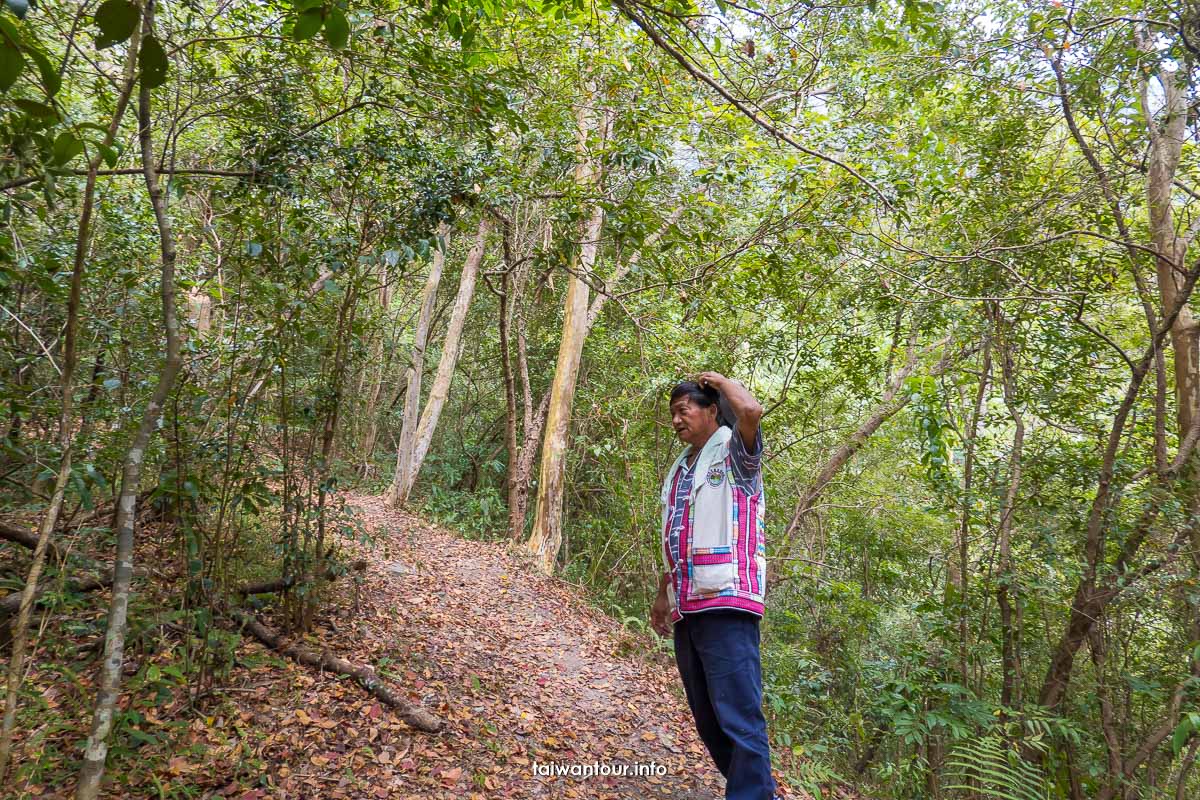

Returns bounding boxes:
[659,425,766,622]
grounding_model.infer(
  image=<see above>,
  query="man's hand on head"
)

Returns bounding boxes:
[694,371,763,445]
[694,371,728,391]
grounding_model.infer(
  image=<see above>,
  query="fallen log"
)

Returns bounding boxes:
[238,559,368,596]
[0,572,111,651]
[1,573,109,616]
[225,607,443,732]
[0,521,70,564]
[1,522,112,642]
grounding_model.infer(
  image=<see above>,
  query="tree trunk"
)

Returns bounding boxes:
[385,223,449,507]
[359,262,394,476]
[509,392,552,540]
[77,8,185,792]
[402,216,491,497]
[947,336,990,688]
[493,206,550,541]
[0,20,143,783]
[525,79,612,573]
[1145,66,1197,439]
[1036,49,1200,719]
[995,317,1024,711]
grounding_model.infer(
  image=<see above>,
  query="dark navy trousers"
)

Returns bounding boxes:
[674,610,776,800]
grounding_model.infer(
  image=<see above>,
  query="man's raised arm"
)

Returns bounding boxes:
[695,371,762,446]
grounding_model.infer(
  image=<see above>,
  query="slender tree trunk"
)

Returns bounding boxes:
[385,223,448,507]
[359,264,393,475]
[77,8,185,792]
[1145,66,1197,439]
[947,336,990,688]
[495,225,523,531]
[499,202,677,542]
[507,288,541,539]
[0,22,143,782]
[401,216,491,497]
[525,80,612,573]
[359,358,388,474]
[509,392,552,539]
[995,316,1024,711]
[495,206,549,540]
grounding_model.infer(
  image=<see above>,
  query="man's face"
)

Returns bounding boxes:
[670,396,717,447]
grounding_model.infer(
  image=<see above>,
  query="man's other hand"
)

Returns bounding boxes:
[651,588,673,637]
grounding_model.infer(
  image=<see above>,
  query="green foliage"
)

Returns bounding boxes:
[945,735,1049,800]
[138,34,168,88]
[1,0,1199,797]
[94,0,140,50]
[422,485,508,538]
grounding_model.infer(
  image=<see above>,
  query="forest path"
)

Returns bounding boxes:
[222,492,801,799]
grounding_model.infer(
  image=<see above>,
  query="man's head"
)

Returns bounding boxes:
[669,381,723,448]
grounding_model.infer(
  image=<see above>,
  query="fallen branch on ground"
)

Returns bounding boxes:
[225,606,443,732]
[1,573,109,616]
[2,534,433,730]
[0,522,112,634]
[239,559,368,596]
[0,521,70,564]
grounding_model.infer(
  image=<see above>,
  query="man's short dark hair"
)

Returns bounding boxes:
[669,380,735,428]
[670,380,718,407]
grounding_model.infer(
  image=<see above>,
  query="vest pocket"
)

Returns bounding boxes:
[690,551,735,595]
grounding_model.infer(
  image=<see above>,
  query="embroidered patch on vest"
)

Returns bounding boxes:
[705,465,726,488]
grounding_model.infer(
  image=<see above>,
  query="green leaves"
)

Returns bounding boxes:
[945,736,1047,800]
[0,31,21,92]
[139,33,167,87]
[0,12,60,98]
[290,3,350,50]
[12,96,54,118]
[25,43,58,96]
[322,7,349,50]
[94,0,140,49]
[1172,711,1200,755]
[292,8,323,41]
[51,131,83,166]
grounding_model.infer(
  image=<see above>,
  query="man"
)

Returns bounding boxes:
[651,372,776,800]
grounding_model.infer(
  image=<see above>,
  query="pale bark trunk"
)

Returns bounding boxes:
[385,223,448,507]
[525,83,612,573]
[77,6,185,794]
[1146,67,1196,437]
[393,217,490,502]
[0,22,143,782]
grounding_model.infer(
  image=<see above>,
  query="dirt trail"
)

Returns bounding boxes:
[222,492,768,799]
